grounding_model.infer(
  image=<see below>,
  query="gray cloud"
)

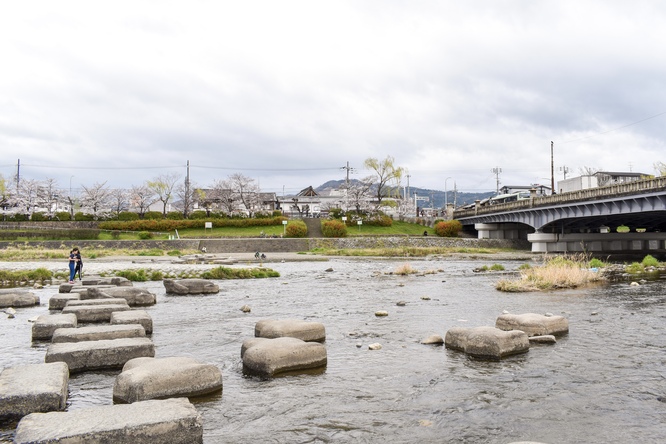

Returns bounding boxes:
[2,0,665,195]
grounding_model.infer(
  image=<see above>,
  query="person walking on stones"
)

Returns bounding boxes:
[68,247,80,284]
[74,248,83,280]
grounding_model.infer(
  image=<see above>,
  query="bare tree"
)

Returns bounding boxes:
[80,182,112,219]
[579,166,600,176]
[38,178,60,218]
[344,176,374,214]
[364,156,404,207]
[176,178,197,218]
[654,161,666,177]
[210,179,236,215]
[16,178,40,215]
[130,185,156,218]
[147,172,181,217]
[227,173,260,216]
[109,188,130,218]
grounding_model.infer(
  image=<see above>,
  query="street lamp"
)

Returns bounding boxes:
[444,177,452,208]
[69,175,74,195]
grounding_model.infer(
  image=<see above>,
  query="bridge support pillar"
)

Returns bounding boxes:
[527,232,666,255]
[527,233,560,253]
[474,223,526,240]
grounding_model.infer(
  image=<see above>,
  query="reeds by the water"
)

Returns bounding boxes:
[496,254,604,292]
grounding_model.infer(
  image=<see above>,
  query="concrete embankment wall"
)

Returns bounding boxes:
[0,237,529,253]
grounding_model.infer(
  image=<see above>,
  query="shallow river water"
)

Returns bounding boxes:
[1,257,665,443]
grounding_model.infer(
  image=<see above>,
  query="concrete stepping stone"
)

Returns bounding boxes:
[58,283,117,294]
[86,287,157,306]
[111,310,153,334]
[32,314,77,341]
[0,290,40,308]
[241,337,327,377]
[48,293,81,310]
[14,397,202,444]
[45,337,155,372]
[62,303,130,322]
[66,298,129,307]
[81,276,133,287]
[495,313,569,337]
[445,326,529,360]
[52,324,146,343]
[163,278,220,295]
[0,362,68,419]
[113,357,223,403]
[255,319,326,342]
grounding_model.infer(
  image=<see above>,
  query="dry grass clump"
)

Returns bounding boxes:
[496,255,604,292]
[394,263,418,275]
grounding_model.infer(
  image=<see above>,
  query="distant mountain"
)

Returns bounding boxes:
[315,179,493,208]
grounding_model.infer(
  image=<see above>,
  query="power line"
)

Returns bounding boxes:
[559,110,666,145]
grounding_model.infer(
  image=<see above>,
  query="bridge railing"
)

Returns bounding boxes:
[453,176,666,219]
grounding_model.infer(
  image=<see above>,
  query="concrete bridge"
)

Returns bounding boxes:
[453,176,666,256]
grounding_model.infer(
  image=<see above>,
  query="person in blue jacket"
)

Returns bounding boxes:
[68,247,80,284]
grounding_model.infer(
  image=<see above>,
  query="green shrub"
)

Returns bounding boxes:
[114,269,148,281]
[322,220,347,238]
[490,264,505,271]
[27,268,53,280]
[31,212,47,221]
[189,211,209,219]
[588,258,605,269]
[138,231,154,240]
[118,211,140,221]
[149,270,164,281]
[201,266,280,279]
[518,263,532,270]
[144,211,163,220]
[625,262,644,274]
[166,250,181,256]
[54,212,71,221]
[74,212,94,221]
[166,211,184,220]
[285,220,308,238]
[434,220,462,237]
[641,254,660,267]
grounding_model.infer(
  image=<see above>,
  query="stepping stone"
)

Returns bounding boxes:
[86,287,157,306]
[163,278,219,295]
[65,298,129,307]
[48,293,81,310]
[111,310,153,334]
[255,319,326,342]
[14,398,202,444]
[0,362,68,419]
[32,314,77,341]
[0,290,40,308]
[81,276,132,287]
[241,337,327,377]
[495,313,569,337]
[113,357,223,403]
[445,326,529,360]
[62,303,130,322]
[45,337,155,372]
[58,284,116,295]
[52,324,146,343]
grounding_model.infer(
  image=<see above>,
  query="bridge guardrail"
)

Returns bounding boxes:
[453,176,666,219]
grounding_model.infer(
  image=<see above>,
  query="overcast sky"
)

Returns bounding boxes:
[2,0,666,197]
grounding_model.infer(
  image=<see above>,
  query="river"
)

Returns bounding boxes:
[1,257,665,443]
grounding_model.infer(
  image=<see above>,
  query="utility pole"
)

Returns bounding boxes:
[16,159,20,192]
[341,161,355,186]
[559,166,569,180]
[550,141,555,194]
[491,167,502,194]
